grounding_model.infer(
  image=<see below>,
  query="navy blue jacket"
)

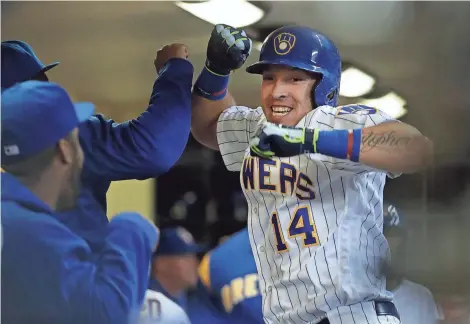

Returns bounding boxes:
[1,172,159,324]
[56,58,194,250]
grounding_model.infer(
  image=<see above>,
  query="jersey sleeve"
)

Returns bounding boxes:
[314,105,401,178]
[216,106,264,172]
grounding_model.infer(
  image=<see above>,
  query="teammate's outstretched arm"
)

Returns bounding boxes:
[250,116,434,174]
[191,24,252,150]
[79,44,194,181]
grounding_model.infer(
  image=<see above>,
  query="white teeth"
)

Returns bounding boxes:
[271,106,292,113]
[272,111,289,117]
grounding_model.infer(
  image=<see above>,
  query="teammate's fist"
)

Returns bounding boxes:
[205,24,252,75]
[154,43,189,74]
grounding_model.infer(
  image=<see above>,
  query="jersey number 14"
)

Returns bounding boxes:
[271,205,320,252]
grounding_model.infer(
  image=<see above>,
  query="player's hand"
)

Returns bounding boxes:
[250,122,315,158]
[205,24,252,75]
[154,43,189,74]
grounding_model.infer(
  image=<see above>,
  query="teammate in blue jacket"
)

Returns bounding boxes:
[1,40,193,250]
[188,228,263,324]
[1,81,159,324]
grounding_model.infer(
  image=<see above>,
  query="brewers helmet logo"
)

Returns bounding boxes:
[274,33,296,55]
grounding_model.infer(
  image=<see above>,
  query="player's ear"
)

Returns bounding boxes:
[56,129,78,166]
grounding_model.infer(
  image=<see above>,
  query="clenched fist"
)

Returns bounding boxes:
[154,43,189,74]
[206,24,252,75]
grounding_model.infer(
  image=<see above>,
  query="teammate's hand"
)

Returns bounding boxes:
[205,24,252,75]
[250,122,315,158]
[154,43,189,74]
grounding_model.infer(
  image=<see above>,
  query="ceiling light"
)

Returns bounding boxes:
[340,67,376,98]
[175,0,265,28]
[358,92,408,119]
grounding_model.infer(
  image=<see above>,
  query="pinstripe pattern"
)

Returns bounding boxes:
[216,105,401,324]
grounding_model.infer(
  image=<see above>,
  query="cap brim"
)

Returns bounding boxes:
[246,60,324,75]
[246,61,270,74]
[193,243,208,253]
[40,62,60,73]
[74,102,95,123]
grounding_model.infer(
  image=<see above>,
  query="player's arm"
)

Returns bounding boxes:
[353,120,432,173]
[191,24,253,151]
[250,108,433,174]
[191,92,235,150]
[16,212,158,324]
[79,44,194,181]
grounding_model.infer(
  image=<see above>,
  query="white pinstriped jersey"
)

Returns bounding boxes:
[139,290,190,324]
[216,104,401,324]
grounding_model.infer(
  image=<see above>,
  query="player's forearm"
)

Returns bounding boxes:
[312,122,433,173]
[191,66,236,150]
[356,122,433,173]
[80,58,194,180]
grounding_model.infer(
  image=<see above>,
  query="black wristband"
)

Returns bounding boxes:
[302,129,315,154]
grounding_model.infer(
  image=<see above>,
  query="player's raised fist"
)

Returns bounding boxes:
[205,24,252,75]
[154,43,189,74]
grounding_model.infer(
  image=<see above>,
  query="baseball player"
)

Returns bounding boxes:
[190,24,434,324]
[188,227,262,324]
[149,227,204,310]
[1,81,159,323]
[382,203,440,324]
[1,40,193,252]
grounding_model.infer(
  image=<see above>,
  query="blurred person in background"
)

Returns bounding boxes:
[149,227,205,312]
[187,227,262,324]
[1,81,159,324]
[1,40,194,252]
[434,286,470,324]
[383,203,440,324]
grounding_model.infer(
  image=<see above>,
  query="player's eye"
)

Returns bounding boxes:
[262,75,274,81]
[291,77,304,82]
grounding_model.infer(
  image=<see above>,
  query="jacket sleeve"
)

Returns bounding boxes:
[79,58,194,181]
[15,212,158,324]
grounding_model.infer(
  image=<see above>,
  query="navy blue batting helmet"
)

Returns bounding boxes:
[246,25,341,107]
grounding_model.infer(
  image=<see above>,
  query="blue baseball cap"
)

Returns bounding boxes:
[154,227,207,256]
[1,40,59,89]
[1,81,95,164]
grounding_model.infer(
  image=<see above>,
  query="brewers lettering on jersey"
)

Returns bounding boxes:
[191,24,433,324]
[218,104,402,324]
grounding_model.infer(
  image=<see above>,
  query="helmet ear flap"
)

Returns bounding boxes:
[327,89,338,102]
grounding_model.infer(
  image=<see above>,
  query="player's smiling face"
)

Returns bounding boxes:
[261,66,317,126]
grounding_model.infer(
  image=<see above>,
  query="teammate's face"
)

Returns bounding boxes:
[175,255,199,287]
[156,255,199,288]
[261,66,316,126]
[57,128,84,211]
